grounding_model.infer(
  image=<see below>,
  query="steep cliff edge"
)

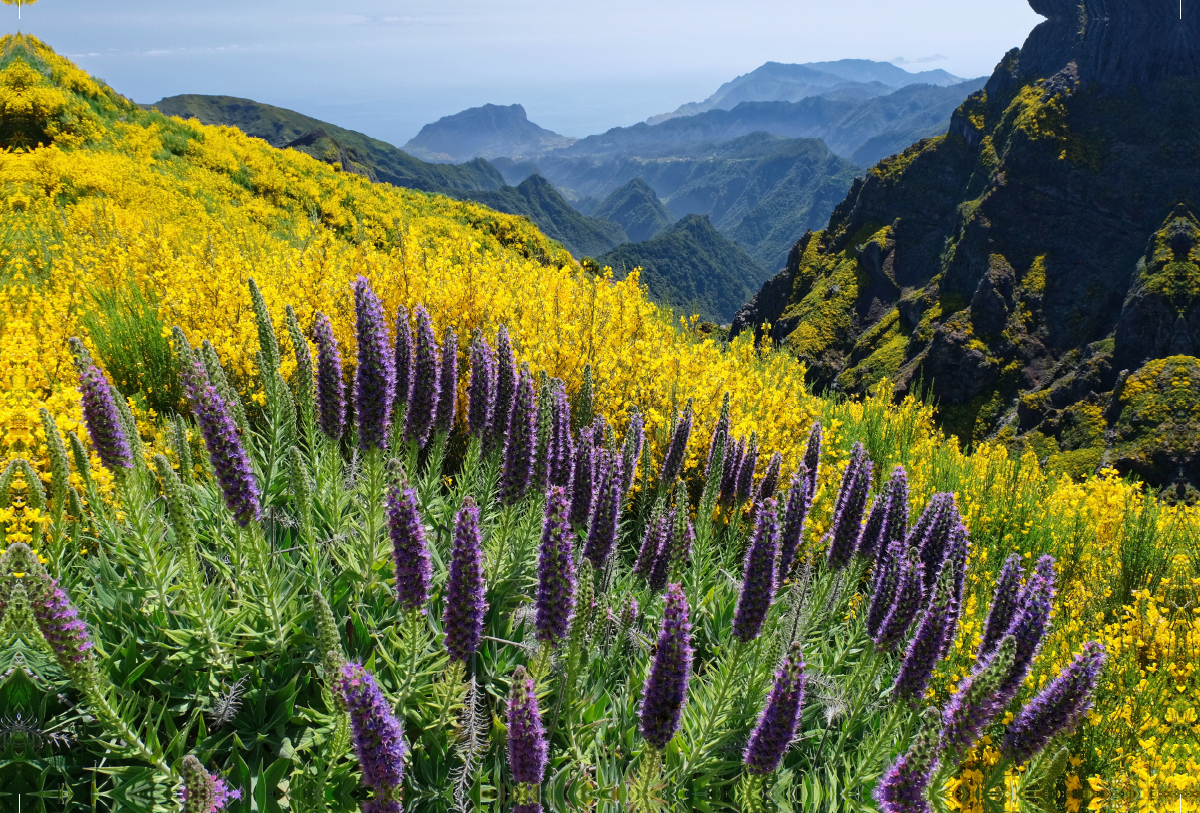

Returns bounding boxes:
[732,0,1200,488]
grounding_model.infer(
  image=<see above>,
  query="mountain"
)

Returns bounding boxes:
[403,103,576,162]
[459,175,627,258]
[146,95,505,194]
[592,178,676,243]
[598,214,769,324]
[647,59,965,124]
[731,0,1200,487]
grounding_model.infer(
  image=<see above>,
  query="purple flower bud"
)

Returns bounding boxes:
[802,422,822,504]
[443,497,486,664]
[875,708,941,813]
[775,467,809,592]
[744,642,806,774]
[659,401,693,485]
[337,662,407,793]
[892,563,956,702]
[25,564,95,673]
[183,361,261,526]
[388,483,431,613]
[487,326,517,454]
[536,486,575,645]
[568,428,596,531]
[583,452,622,568]
[620,408,644,496]
[181,755,242,813]
[757,452,782,501]
[549,385,575,488]
[393,305,414,419]
[77,361,133,473]
[735,433,759,505]
[404,306,440,446]
[467,332,496,439]
[859,465,908,560]
[313,312,346,441]
[635,508,669,580]
[733,498,779,642]
[874,546,924,651]
[640,583,692,749]
[500,370,537,505]
[824,443,872,571]
[941,636,1015,761]
[506,665,548,784]
[435,326,458,435]
[353,277,395,451]
[1001,641,1106,765]
[977,554,1024,663]
[719,437,744,506]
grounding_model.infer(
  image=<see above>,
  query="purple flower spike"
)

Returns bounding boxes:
[757,453,782,501]
[583,452,622,568]
[25,567,95,673]
[824,443,872,571]
[907,493,958,593]
[733,498,779,642]
[512,804,542,813]
[568,428,596,531]
[659,401,693,485]
[363,801,404,813]
[744,642,806,774]
[992,557,1055,708]
[1001,641,1106,765]
[549,385,575,488]
[649,511,691,594]
[706,396,731,480]
[859,465,908,560]
[620,408,644,496]
[388,483,431,613]
[443,498,486,664]
[640,583,692,749]
[184,361,261,526]
[435,326,458,435]
[977,554,1025,663]
[393,305,414,420]
[467,332,496,439]
[404,306,440,446]
[892,564,956,702]
[775,467,809,592]
[874,546,924,651]
[77,362,133,473]
[941,636,1016,761]
[802,422,822,504]
[875,708,941,813]
[735,433,758,505]
[500,370,537,506]
[867,538,904,639]
[719,437,744,506]
[181,755,242,813]
[536,486,576,645]
[635,509,669,580]
[337,662,407,794]
[353,277,395,451]
[487,326,517,454]
[506,665,548,785]
[936,523,970,659]
[313,312,346,441]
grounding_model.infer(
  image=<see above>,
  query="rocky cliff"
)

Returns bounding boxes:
[732,0,1200,489]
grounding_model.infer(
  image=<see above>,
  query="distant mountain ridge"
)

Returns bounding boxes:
[592,178,676,243]
[404,103,576,163]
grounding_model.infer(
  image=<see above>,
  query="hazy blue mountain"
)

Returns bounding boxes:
[459,175,627,258]
[598,214,769,323]
[147,95,505,194]
[490,156,543,186]
[404,104,576,162]
[593,178,676,242]
[647,59,964,124]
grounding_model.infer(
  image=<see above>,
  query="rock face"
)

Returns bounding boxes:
[732,0,1200,487]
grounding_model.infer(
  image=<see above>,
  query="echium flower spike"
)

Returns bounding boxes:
[744,642,806,774]
[936,523,970,660]
[912,493,958,593]
[536,486,576,645]
[825,443,872,571]
[353,276,396,451]
[39,407,71,502]
[488,326,517,454]
[733,498,779,642]
[69,430,94,492]
[181,756,216,813]
[992,556,1055,708]
[443,497,486,664]
[635,504,667,579]
[1001,641,1107,765]
[977,554,1024,663]
[14,545,96,678]
[393,305,414,419]
[336,662,407,794]
[875,707,942,813]
[640,583,692,749]
[645,511,676,593]
[500,369,537,505]
[405,305,440,446]
[874,546,925,651]
[75,354,133,473]
[775,467,809,591]
[312,312,346,441]
[388,483,431,613]
[583,452,621,568]
[659,399,693,485]
[867,538,904,639]
[941,636,1016,761]
[719,437,744,506]
[313,590,346,674]
[735,432,758,505]
[568,427,596,531]
[757,452,782,501]
[620,407,644,496]
[506,665,548,785]
[549,383,575,487]
[532,374,554,492]
[183,360,261,526]
[435,326,458,435]
[247,278,281,372]
[802,421,822,504]
[198,339,248,436]
[706,392,731,479]
[467,329,495,439]
[859,465,907,559]
[892,562,956,702]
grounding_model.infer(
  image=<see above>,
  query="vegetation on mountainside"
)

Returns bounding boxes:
[591,177,676,244]
[0,33,1191,813]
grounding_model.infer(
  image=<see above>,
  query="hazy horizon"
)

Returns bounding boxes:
[3,0,1043,146]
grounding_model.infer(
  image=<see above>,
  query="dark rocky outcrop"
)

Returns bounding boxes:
[732,0,1200,487]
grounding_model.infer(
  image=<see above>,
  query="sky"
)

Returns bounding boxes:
[4,0,1043,146]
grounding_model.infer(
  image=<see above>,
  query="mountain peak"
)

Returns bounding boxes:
[594,178,676,243]
[403,103,575,163]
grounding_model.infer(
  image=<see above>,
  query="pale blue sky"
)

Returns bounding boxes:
[4,0,1042,144]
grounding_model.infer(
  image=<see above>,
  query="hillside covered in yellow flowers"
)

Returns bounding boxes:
[0,34,1197,811]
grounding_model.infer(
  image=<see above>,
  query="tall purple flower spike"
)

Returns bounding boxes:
[549,385,575,488]
[935,522,970,660]
[648,512,689,594]
[619,408,644,496]
[467,332,496,439]
[388,483,431,613]
[313,312,346,441]
[892,564,956,702]
[941,636,1016,761]
[858,465,908,560]
[866,537,904,640]
[732,498,779,642]
[873,546,924,651]
[582,451,621,568]
[706,398,731,480]
[659,401,693,485]
[640,583,692,749]
[875,708,941,813]
[1001,641,1106,765]
[487,326,517,454]
[353,277,395,450]
[181,755,242,813]
[536,486,576,645]
[801,421,822,505]
[775,467,809,592]
[506,665,548,785]
[744,642,806,774]
[443,497,486,664]
[337,663,407,799]
[183,361,261,526]
[634,509,669,580]
[77,361,133,473]
[977,554,1025,663]
[719,437,744,506]
[393,305,414,420]
[500,369,537,505]
[568,427,596,531]
[405,306,440,446]
[824,443,872,571]
[25,563,95,676]
[435,326,458,434]
[734,433,758,505]
[757,452,782,501]
[991,556,1055,709]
